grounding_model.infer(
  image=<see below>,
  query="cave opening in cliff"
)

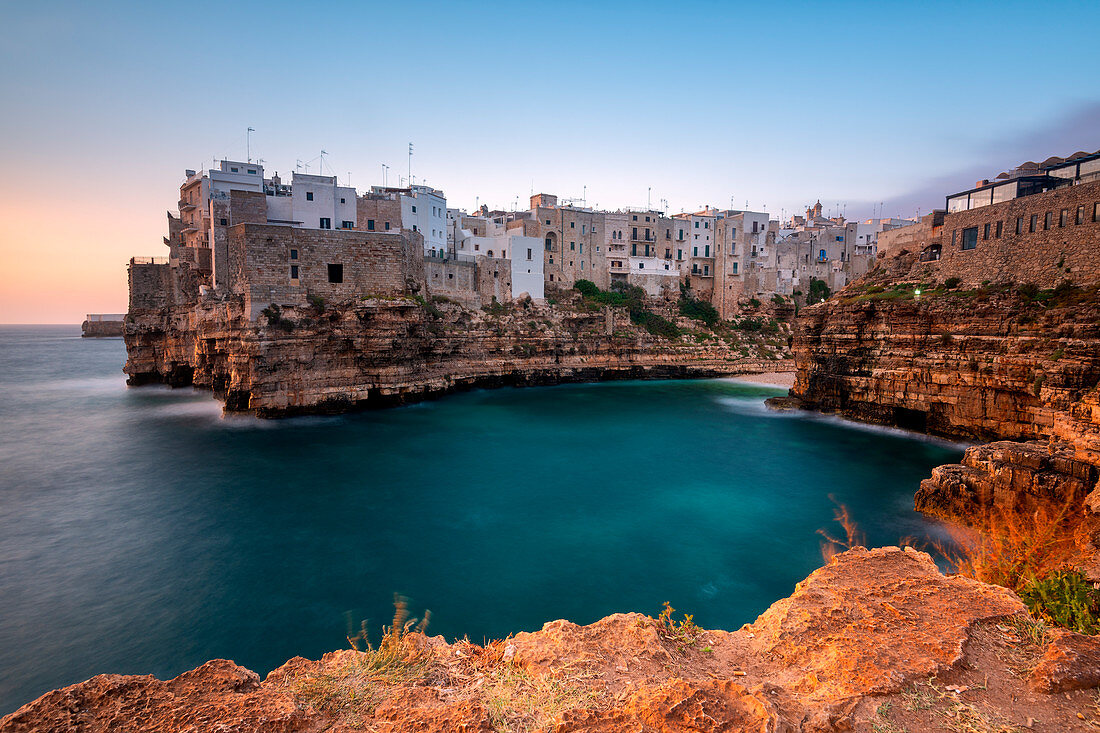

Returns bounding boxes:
[893,406,928,432]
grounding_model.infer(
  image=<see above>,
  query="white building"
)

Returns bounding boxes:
[451,213,545,300]
[264,172,357,230]
[399,185,447,255]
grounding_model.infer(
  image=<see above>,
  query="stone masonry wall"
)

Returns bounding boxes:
[128,262,172,311]
[226,224,418,318]
[928,180,1100,287]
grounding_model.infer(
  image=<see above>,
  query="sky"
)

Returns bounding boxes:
[1,0,1098,323]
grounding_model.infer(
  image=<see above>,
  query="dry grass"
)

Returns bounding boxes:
[902,679,1024,733]
[936,504,1085,591]
[818,494,866,561]
[480,663,601,732]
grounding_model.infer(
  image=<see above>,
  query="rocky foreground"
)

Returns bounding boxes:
[4,547,1099,732]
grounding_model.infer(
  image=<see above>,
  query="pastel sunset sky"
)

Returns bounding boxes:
[2,0,1098,322]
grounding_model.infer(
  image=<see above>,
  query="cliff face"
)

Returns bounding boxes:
[124,295,791,417]
[7,547,1098,732]
[788,280,1100,568]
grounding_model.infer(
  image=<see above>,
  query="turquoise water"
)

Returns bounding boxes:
[0,325,963,714]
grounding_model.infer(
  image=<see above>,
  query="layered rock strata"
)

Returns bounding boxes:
[124,296,791,417]
[7,547,1097,732]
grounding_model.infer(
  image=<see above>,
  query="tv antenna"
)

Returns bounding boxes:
[246,127,255,163]
[408,142,413,187]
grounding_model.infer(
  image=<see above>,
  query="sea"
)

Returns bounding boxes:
[0,324,964,714]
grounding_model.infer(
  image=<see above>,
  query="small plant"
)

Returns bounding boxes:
[817,494,866,561]
[943,276,961,289]
[771,293,786,306]
[307,293,326,311]
[656,601,702,646]
[940,331,954,345]
[748,297,762,308]
[1018,570,1100,635]
[678,294,719,326]
[260,303,295,331]
[1032,374,1045,397]
[1050,347,1064,361]
[1017,283,1040,301]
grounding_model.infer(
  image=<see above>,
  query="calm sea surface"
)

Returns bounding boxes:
[0,325,963,714]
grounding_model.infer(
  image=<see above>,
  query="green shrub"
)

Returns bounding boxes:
[943,277,961,289]
[307,293,326,311]
[630,309,681,339]
[679,295,719,326]
[1051,347,1064,361]
[748,297,761,308]
[736,317,763,332]
[1018,570,1100,635]
[771,294,786,306]
[573,279,600,298]
[261,303,295,331]
[1017,283,1040,301]
[808,278,831,304]
[1033,374,1045,397]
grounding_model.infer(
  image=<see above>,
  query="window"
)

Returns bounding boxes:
[632,215,637,221]
[545,219,551,225]
[632,227,638,239]
[290,249,298,260]
[1030,214,1038,232]
[732,262,738,274]
[693,246,698,256]
[952,229,958,246]
[327,263,343,283]
[248,169,256,174]
[385,222,391,231]
[632,243,637,256]
[665,248,671,258]
[1094,203,1100,222]
[579,243,583,254]
[1044,212,1052,230]
[340,198,346,204]
[412,205,416,213]
[694,221,699,228]
[581,261,585,270]
[341,221,353,229]
[983,223,990,240]
[995,220,1002,238]
[290,265,299,279]
[705,245,710,257]
[961,226,978,250]
[545,237,553,251]
[1015,217,1023,234]
[570,221,575,228]
[638,262,644,269]
[527,248,532,260]
[231,167,238,172]
[819,249,827,260]
[1059,209,1069,227]
[570,242,575,250]
[367,219,375,231]
[1077,206,1085,224]
[677,249,683,259]
[306,192,314,201]
[703,265,709,275]
[219,218,228,226]
[319,217,331,229]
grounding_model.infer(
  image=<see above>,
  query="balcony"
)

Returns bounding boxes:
[178,199,196,211]
[630,234,656,243]
[609,262,629,273]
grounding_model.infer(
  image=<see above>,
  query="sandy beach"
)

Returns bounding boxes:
[732,371,795,388]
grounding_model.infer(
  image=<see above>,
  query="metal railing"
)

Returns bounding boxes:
[85,313,126,322]
[130,256,169,265]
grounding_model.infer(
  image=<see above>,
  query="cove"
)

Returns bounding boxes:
[0,326,963,714]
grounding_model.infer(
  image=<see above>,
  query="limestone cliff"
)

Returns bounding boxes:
[5,547,1098,732]
[786,273,1100,570]
[124,293,792,417]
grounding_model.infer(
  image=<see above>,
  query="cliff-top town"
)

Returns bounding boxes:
[129,149,1100,326]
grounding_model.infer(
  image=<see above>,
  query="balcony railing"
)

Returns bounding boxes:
[130,256,168,266]
[630,235,656,242]
[178,199,196,211]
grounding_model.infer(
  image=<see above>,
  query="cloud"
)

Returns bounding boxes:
[849,101,1100,221]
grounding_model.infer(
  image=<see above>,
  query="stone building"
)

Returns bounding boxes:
[896,150,1100,287]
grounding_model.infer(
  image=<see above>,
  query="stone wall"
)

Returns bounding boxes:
[926,181,1100,286]
[355,195,402,235]
[425,258,479,307]
[877,210,944,259]
[226,224,419,318]
[128,262,172,311]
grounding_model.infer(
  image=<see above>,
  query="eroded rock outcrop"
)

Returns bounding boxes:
[8,547,1096,732]
[124,295,791,417]
[788,282,1100,568]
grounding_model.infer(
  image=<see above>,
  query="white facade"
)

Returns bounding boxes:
[266,172,356,230]
[399,185,447,255]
